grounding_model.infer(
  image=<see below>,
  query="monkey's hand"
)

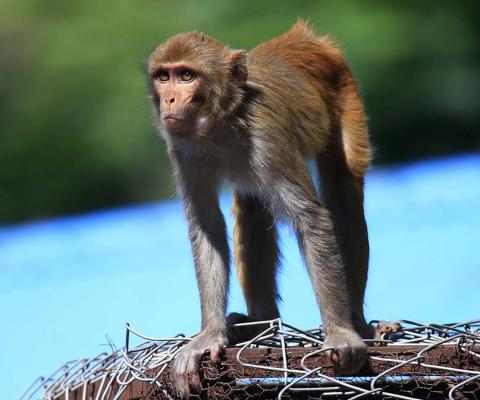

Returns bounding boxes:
[173,329,228,398]
[324,327,368,375]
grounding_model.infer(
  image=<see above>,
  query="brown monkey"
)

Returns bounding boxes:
[148,20,373,397]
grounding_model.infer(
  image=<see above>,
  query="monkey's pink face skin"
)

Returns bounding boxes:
[151,65,203,134]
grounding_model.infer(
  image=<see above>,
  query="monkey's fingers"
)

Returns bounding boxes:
[330,345,367,375]
[329,347,340,366]
[209,343,224,363]
[186,352,202,395]
[182,373,191,399]
[325,331,368,375]
[329,346,359,374]
[189,369,201,394]
[173,349,203,398]
[173,358,191,398]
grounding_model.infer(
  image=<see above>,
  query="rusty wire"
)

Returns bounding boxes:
[20,319,480,399]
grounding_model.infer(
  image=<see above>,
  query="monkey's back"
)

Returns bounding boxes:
[247,20,370,174]
[245,21,353,156]
[249,20,348,87]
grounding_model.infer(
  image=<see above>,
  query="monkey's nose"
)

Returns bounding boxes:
[165,97,175,105]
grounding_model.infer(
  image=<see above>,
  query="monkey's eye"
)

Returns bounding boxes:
[156,71,169,82]
[179,70,195,82]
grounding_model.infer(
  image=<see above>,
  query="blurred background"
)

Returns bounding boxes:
[1,1,479,399]
[1,0,479,223]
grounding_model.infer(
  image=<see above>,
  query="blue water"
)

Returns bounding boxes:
[1,153,479,399]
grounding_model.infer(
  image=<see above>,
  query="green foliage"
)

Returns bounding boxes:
[1,0,479,223]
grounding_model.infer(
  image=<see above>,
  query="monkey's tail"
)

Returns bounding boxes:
[338,75,371,182]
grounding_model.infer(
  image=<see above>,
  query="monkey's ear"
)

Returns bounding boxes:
[229,50,248,85]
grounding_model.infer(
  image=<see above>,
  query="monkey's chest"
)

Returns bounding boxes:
[223,158,256,193]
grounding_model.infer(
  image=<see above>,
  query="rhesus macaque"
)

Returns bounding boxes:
[147,20,374,397]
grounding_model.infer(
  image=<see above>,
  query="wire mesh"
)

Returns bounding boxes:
[20,319,480,400]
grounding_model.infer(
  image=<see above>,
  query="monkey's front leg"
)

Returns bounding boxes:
[172,182,230,398]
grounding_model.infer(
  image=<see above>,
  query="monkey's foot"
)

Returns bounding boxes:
[173,329,228,398]
[227,312,277,345]
[371,321,402,346]
[324,327,368,375]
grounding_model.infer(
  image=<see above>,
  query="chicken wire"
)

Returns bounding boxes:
[20,319,480,400]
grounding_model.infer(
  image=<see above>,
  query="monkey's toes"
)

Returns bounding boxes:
[373,321,402,345]
[325,330,368,375]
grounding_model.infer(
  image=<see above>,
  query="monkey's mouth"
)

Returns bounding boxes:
[163,115,185,127]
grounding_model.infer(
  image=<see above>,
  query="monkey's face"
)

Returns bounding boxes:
[147,32,248,138]
[151,65,206,135]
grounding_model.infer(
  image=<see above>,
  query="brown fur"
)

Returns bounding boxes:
[249,20,370,171]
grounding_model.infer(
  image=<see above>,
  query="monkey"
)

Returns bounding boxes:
[147,20,377,397]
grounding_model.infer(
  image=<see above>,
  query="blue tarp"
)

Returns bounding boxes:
[1,153,479,399]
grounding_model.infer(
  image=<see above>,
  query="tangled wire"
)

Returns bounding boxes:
[21,319,480,399]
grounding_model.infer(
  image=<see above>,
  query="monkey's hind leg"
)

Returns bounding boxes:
[229,192,281,343]
[278,170,367,375]
[316,152,372,339]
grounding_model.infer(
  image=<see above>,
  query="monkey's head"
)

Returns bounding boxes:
[147,32,248,137]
